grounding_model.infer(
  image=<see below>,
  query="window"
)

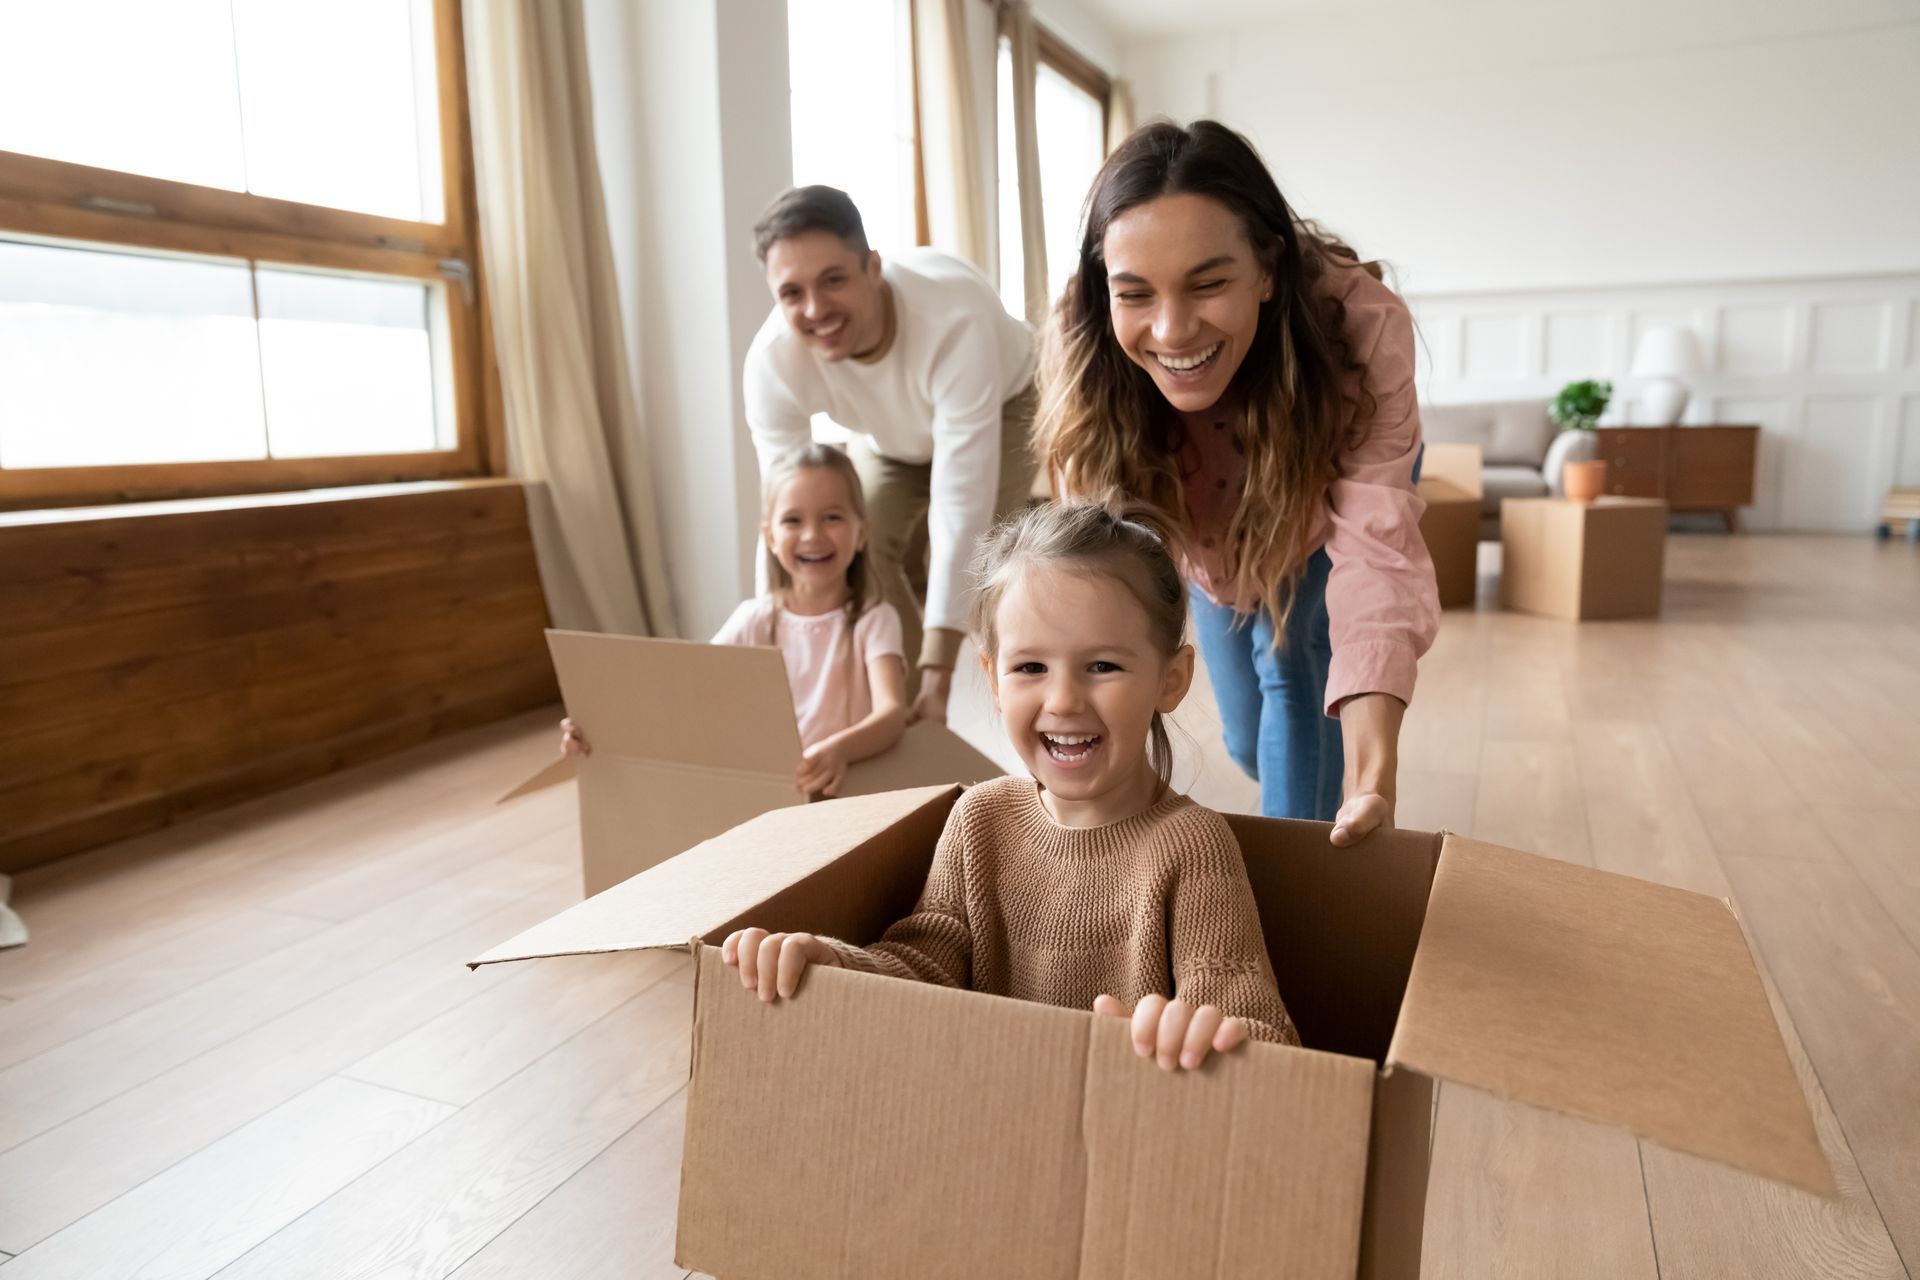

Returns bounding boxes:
[996,28,1109,315]
[0,0,490,509]
[786,0,918,446]
[786,0,917,258]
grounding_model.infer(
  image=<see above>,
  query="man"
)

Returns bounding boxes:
[744,185,1037,724]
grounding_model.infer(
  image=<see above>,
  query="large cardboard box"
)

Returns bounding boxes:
[475,784,1832,1280]
[1418,443,1482,608]
[500,631,1006,894]
[1501,496,1667,621]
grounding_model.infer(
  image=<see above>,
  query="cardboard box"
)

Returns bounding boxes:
[1418,443,1482,608]
[1501,496,1667,621]
[500,630,1006,895]
[474,784,1833,1280]
[1418,480,1480,610]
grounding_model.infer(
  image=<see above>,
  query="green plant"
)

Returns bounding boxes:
[1550,379,1613,431]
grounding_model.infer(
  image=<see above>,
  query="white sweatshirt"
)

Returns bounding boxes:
[742,248,1036,639]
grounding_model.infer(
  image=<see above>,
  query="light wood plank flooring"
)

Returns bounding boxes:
[0,533,1914,1279]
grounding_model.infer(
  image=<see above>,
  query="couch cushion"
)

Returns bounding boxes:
[1482,465,1549,517]
[1422,400,1558,467]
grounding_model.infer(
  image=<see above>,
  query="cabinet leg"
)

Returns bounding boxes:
[1723,509,1741,534]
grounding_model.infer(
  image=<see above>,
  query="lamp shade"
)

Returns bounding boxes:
[1632,326,1703,378]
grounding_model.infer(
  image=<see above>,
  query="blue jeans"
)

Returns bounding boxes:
[1189,549,1342,821]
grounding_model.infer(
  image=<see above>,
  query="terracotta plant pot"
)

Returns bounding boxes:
[1563,458,1610,503]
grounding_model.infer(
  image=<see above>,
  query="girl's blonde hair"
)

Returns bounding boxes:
[759,447,877,711]
[1034,119,1379,643]
[969,501,1187,789]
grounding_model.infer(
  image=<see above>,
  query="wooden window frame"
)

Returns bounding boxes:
[1035,25,1112,150]
[0,0,502,511]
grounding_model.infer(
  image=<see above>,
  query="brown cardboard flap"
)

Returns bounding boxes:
[578,756,801,897]
[495,754,575,805]
[544,629,799,774]
[470,785,959,967]
[678,949,1092,1279]
[1079,1017,1376,1278]
[1388,836,1834,1196]
[838,720,1008,797]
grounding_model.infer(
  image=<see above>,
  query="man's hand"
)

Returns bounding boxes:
[907,666,953,725]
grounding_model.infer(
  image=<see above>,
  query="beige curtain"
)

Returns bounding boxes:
[1106,77,1136,154]
[913,0,990,269]
[1000,1,1048,327]
[462,0,677,638]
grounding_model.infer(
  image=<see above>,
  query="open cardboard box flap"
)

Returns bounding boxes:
[472,785,961,967]
[1387,834,1835,1197]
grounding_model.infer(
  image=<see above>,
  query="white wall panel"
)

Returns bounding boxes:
[1718,304,1794,377]
[1809,301,1892,374]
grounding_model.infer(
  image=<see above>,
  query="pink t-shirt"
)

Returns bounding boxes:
[712,596,906,748]
[1177,252,1440,719]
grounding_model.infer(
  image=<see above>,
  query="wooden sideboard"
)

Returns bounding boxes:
[1594,425,1759,531]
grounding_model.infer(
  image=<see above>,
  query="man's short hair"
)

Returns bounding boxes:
[752,185,871,263]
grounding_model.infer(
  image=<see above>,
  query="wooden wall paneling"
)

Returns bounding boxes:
[0,481,556,872]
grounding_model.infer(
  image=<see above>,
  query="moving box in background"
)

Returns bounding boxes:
[1417,443,1484,610]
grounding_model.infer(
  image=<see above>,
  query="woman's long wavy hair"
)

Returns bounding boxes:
[1035,119,1378,636]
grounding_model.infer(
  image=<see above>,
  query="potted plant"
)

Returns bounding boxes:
[1549,379,1613,503]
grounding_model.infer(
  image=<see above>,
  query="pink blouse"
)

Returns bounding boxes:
[1178,254,1440,718]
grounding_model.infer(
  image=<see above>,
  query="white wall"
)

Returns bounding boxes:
[1122,1,1920,294]
[583,0,790,639]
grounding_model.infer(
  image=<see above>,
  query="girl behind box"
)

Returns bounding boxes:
[562,443,907,797]
[724,500,1299,1071]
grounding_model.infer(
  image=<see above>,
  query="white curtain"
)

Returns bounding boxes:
[462,0,678,638]
[1000,1,1048,327]
[913,0,992,270]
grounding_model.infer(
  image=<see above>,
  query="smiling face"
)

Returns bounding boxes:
[764,465,865,602]
[986,566,1193,826]
[1102,192,1273,415]
[764,230,887,361]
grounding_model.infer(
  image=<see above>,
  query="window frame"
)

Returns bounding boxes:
[0,0,501,511]
[1035,25,1112,152]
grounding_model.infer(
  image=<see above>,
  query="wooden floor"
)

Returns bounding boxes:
[0,533,1914,1279]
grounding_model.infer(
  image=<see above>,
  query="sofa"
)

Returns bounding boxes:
[1420,398,1593,537]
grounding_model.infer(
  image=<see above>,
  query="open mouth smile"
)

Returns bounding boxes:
[1040,732,1102,767]
[1152,341,1222,379]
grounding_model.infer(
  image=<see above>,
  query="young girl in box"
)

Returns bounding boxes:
[561,443,908,798]
[724,501,1298,1069]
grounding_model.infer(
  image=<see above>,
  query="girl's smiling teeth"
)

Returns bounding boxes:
[1041,732,1103,765]
[794,549,837,566]
[1153,341,1221,376]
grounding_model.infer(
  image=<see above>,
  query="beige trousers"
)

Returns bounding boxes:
[850,381,1039,685]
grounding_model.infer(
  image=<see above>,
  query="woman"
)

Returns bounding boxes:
[1036,119,1439,845]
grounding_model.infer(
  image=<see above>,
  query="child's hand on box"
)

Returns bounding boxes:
[558,717,590,758]
[1093,993,1248,1071]
[723,927,842,1002]
[794,739,850,797]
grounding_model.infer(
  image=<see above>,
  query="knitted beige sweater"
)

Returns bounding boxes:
[823,776,1299,1045]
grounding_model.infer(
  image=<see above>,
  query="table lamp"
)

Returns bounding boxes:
[1631,326,1702,425]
